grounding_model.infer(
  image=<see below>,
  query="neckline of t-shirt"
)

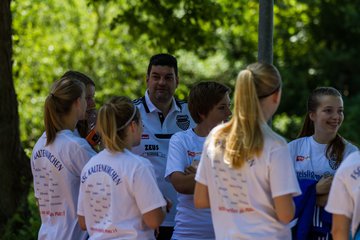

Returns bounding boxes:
[191,128,207,140]
[310,136,327,149]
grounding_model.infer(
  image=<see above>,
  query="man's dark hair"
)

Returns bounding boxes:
[147,53,178,77]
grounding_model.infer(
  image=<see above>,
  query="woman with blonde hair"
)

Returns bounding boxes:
[31,76,96,240]
[77,96,170,239]
[194,62,300,239]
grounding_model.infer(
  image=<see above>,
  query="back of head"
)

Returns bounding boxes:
[147,53,178,77]
[214,62,282,168]
[62,71,95,138]
[188,81,230,124]
[97,96,140,152]
[299,86,342,137]
[61,70,95,87]
[44,77,85,145]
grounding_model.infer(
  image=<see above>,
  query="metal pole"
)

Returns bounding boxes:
[258,0,274,64]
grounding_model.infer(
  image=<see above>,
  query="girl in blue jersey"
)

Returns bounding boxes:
[288,87,358,240]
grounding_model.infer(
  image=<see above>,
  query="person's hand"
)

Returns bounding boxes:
[316,193,329,207]
[184,165,197,175]
[316,175,333,195]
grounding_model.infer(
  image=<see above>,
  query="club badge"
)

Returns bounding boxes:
[176,115,190,130]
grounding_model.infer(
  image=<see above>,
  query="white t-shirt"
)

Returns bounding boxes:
[132,91,195,226]
[31,130,96,240]
[326,151,360,238]
[195,125,301,240]
[288,136,358,181]
[78,149,167,240]
[165,129,215,240]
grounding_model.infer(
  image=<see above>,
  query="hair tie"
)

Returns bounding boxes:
[117,104,137,131]
[258,84,281,99]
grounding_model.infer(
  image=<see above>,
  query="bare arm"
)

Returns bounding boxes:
[331,214,350,240]
[194,182,210,208]
[77,215,87,231]
[273,194,295,224]
[315,176,333,206]
[169,171,196,194]
[142,207,166,229]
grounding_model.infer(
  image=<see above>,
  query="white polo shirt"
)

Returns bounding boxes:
[132,91,195,227]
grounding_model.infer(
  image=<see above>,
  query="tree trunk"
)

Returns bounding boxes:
[0,0,32,230]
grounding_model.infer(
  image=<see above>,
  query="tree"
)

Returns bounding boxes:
[0,0,32,233]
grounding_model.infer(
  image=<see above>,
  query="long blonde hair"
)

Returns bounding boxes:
[213,62,282,168]
[96,96,140,152]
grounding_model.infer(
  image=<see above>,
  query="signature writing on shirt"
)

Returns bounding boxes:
[218,206,254,214]
[350,166,360,180]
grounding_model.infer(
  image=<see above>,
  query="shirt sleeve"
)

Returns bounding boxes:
[132,162,166,214]
[269,145,301,198]
[165,134,188,180]
[195,140,210,186]
[77,169,86,216]
[325,167,353,219]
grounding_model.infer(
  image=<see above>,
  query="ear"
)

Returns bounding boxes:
[146,76,149,87]
[175,76,179,88]
[309,112,315,121]
[198,112,206,122]
[272,89,281,104]
[74,97,81,109]
[129,121,137,133]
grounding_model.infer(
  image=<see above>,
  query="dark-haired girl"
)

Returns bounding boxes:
[289,87,358,240]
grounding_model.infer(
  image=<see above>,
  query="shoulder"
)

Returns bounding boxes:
[170,129,193,145]
[172,128,192,138]
[133,97,144,106]
[288,136,308,149]
[341,151,360,169]
[344,139,359,152]
[125,150,152,167]
[60,131,95,154]
[262,125,287,148]
[175,99,188,106]
[175,98,191,113]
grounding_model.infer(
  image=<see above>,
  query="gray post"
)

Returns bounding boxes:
[258,0,274,64]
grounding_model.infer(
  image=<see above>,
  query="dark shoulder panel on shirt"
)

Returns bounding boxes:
[133,97,144,105]
[175,99,188,110]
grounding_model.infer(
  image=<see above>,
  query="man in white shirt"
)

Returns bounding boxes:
[132,53,195,239]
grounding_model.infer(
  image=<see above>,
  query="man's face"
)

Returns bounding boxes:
[146,65,178,104]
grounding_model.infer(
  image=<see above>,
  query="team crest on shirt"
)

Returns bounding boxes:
[328,155,340,170]
[176,115,190,130]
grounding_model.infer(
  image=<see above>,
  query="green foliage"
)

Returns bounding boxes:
[1,186,40,240]
[7,0,360,236]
